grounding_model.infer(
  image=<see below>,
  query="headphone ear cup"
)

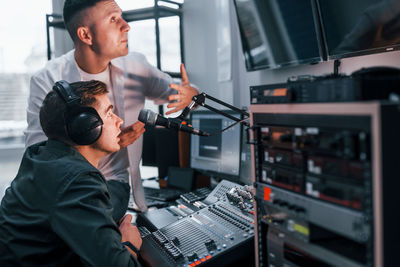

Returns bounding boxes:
[65,107,103,145]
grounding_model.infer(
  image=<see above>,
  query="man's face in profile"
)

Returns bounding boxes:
[92,94,123,154]
[83,0,130,60]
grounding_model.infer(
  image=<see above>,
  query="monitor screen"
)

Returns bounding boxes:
[190,111,242,180]
[233,0,270,71]
[234,0,323,71]
[317,0,400,60]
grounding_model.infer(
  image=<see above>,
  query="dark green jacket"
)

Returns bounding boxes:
[0,140,140,267]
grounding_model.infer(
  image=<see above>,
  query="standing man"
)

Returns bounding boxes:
[1,80,142,266]
[25,0,198,219]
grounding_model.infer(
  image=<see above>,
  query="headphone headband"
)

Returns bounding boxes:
[53,80,81,106]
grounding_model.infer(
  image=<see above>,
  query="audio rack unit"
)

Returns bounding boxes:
[250,70,400,105]
[250,102,400,267]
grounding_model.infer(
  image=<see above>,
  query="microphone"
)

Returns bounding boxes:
[138,109,210,136]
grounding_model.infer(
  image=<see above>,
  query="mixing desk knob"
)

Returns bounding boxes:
[295,207,306,213]
[172,236,180,246]
[205,239,217,250]
[187,253,198,262]
[280,201,288,207]
[273,199,281,205]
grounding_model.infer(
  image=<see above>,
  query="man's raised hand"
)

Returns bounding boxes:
[166,63,198,115]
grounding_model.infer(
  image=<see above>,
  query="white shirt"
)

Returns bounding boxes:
[25,50,173,211]
[77,64,113,106]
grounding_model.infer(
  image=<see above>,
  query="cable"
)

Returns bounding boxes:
[206,118,250,136]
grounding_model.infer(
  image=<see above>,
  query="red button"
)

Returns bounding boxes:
[205,255,212,260]
[201,258,206,262]
[264,187,272,201]
[195,260,201,265]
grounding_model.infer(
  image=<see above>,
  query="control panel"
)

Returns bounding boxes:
[139,180,255,266]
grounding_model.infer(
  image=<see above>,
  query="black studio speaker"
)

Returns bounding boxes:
[154,128,180,179]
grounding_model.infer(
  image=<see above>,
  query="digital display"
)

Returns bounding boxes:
[190,111,242,179]
[199,119,222,159]
[263,88,288,97]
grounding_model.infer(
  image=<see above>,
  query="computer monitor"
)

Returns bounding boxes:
[233,0,324,71]
[190,110,242,181]
[317,0,400,60]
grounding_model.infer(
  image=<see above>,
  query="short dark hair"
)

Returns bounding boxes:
[39,80,108,144]
[63,0,106,41]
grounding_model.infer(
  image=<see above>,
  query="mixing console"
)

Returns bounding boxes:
[138,180,255,266]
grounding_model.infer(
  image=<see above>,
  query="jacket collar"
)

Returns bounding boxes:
[45,139,83,158]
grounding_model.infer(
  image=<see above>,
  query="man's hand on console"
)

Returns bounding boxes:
[118,121,146,148]
[119,214,142,258]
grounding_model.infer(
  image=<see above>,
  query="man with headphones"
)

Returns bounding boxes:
[25,0,198,219]
[0,80,142,266]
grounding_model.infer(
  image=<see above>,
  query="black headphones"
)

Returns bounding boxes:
[52,80,103,145]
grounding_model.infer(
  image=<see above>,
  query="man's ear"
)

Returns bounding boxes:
[76,26,92,45]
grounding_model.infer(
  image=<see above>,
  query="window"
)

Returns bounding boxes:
[128,19,157,67]
[160,16,181,73]
[0,1,52,200]
[117,0,155,10]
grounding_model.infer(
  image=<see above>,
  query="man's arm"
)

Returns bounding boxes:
[135,55,198,112]
[119,214,142,258]
[50,173,141,266]
[25,75,53,147]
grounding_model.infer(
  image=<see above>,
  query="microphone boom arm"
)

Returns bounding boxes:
[178,92,250,127]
